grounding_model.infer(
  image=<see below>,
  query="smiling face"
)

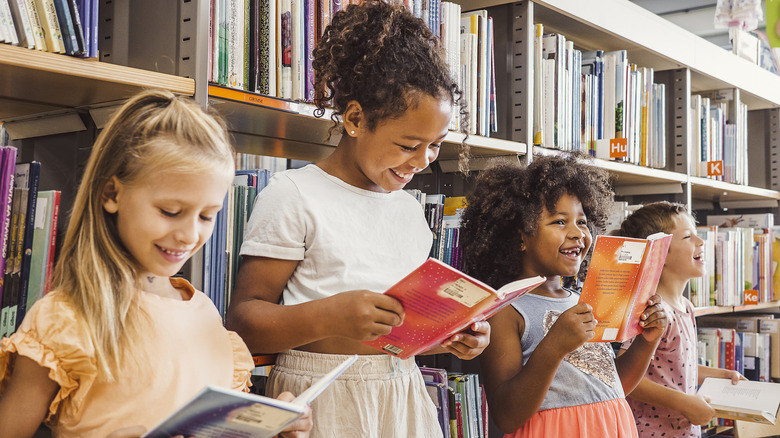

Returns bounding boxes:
[344,93,452,193]
[521,193,592,278]
[102,171,231,280]
[661,213,706,283]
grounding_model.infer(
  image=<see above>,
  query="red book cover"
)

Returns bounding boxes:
[579,232,673,342]
[361,258,544,359]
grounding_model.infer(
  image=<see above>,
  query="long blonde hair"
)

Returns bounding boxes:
[52,89,234,380]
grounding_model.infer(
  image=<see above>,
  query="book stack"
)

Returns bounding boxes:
[1,0,98,58]
[689,213,776,308]
[0,152,60,338]
[529,25,666,168]
[691,90,748,185]
[208,0,497,137]
[202,162,275,318]
[405,190,464,270]
[420,367,488,438]
[697,315,775,384]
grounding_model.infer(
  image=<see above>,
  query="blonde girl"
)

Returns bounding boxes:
[0,90,310,438]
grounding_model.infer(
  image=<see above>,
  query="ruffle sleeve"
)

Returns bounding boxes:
[228,330,254,392]
[0,293,98,423]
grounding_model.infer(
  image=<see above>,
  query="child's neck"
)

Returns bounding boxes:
[140,274,184,300]
[655,273,688,312]
[528,275,569,298]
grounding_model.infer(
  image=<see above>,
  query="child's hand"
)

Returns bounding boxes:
[441,321,491,360]
[275,392,312,438]
[323,290,405,341]
[638,294,667,344]
[544,303,596,356]
[721,369,747,384]
[681,394,716,426]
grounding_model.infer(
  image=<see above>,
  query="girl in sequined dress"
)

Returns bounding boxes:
[458,154,668,438]
[617,202,744,438]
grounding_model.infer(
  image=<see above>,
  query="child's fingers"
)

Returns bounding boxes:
[372,294,406,323]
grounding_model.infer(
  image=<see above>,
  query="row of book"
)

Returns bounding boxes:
[689,213,777,308]
[532,24,667,169]
[0,150,61,338]
[405,190,464,270]
[202,165,272,318]
[691,90,749,185]
[0,0,98,57]
[420,367,487,438]
[697,314,780,384]
[208,0,497,137]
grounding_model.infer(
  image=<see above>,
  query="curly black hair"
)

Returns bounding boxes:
[616,201,693,239]
[312,0,469,166]
[459,153,615,289]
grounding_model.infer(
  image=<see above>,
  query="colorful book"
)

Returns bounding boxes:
[697,378,780,425]
[11,161,40,332]
[361,257,545,359]
[43,190,60,294]
[0,147,16,336]
[25,190,57,312]
[578,232,673,342]
[143,355,357,438]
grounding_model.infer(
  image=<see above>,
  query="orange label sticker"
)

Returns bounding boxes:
[744,289,759,306]
[707,160,723,176]
[609,138,628,158]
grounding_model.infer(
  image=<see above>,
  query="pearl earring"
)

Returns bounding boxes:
[350,130,356,135]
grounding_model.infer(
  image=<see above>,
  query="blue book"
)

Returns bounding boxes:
[52,0,79,55]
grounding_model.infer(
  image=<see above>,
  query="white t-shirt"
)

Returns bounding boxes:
[240,164,433,305]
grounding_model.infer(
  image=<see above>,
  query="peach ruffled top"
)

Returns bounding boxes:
[0,277,254,438]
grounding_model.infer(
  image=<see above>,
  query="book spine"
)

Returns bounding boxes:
[51,0,77,54]
[87,0,95,57]
[23,0,47,51]
[8,0,35,48]
[304,0,315,101]
[0,148,16,336]
[0,0,19,45]
[66,0,85,54]
[43,190,59,294]
[35,0,63,53]
[15,162,40,330]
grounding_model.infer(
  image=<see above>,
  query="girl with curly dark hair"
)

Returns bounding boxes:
[226,1,485,436]
[616,202,744,438]
[459,154,668,437]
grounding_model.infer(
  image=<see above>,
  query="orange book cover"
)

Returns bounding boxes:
[579,232,673,342]
[362,258,545,359]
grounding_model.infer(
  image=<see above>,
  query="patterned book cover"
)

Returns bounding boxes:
[0,147,17,337]
[579,232,672,342]
[256,0,270,95]
[362,258,544,359]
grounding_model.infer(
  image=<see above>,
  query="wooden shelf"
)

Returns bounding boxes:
[695,301,780,317]
[0,44,195,121]
[208,85,526,166]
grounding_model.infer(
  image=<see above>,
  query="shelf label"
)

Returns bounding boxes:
[744,289,759,306]
[707,160,723,176]
[609,138,628,158]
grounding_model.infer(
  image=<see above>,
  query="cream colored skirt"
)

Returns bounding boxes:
[266,350,443,438]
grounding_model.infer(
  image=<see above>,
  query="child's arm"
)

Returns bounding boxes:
[226,256,406,353]
[275,391,312,438]
[422,321,491,360]
[698,365,745,385]
[480,303,596,433]
[614,295,668,395]
[0,356,58,438]
[623,373,716,426]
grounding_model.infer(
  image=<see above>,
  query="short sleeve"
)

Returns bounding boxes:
[0,294,98,423]
[228,331,254,392]
[240,172,307,260]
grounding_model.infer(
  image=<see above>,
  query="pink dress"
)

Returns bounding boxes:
[621,297,699,437]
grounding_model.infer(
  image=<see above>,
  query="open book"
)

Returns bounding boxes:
[578,232,673,342]
[362,258,545,359]
[697,378,780,425]
[143,355,358,438]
